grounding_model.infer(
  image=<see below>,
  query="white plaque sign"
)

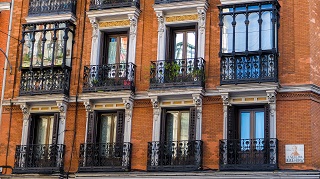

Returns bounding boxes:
[285,144,304,163]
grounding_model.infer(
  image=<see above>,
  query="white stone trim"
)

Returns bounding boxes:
[0,2,10,11]
[123,97,134,143]
[220,0,271,5]
[151,97,161,142]
[25,13,76,23]
[193,94,203,140]
[56,101,68,145]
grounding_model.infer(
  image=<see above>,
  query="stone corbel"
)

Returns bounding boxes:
[123,97,134,122]
[89,17,98,40]
[57,101,68,124]
[84,100,92,112]
[267,90,277,104]
[156,11,165,38]
[221,93,230,106]
[20,103,30,126]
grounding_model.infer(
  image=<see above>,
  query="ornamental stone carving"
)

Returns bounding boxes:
[197,7,207,34]
[90,17,98,40]
[156,11,165,38]
[221,93,230,106]
[267,91,277,104]
[84,101,92,112]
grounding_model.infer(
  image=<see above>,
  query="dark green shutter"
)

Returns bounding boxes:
[264,104,270,139]
[227,106,236,140]
[116,111,125,144]
[160,109,167,142]
[189,107,197,141]
[28,114,36,145]
[51,113,60,144]
[86,112,97,144]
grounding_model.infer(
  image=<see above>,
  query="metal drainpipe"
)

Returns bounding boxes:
[0,0,14,128]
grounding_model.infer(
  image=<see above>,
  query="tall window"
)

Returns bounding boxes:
[102,33,128,64]
[21,22,75,68]
[173,30,196,60]
[98,113,118,144]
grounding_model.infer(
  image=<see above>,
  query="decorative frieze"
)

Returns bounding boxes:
[99,20,130,28]
[165,14,198,22]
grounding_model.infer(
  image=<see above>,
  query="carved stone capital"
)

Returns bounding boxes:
[84,101,92,112]
[267,90,277,104]
[151,98,159,109]
[57,101,67,113]
[193,95,203,107]
[89,17,98,40]
[123,98,134,110]
[20,103,29,115]
[221,93,230,106]
[156,11,165,37]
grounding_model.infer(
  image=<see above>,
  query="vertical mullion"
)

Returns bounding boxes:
[245,6,249,52]
[40,24,46,68]
[258,4,262,51]
[30,25,36,70]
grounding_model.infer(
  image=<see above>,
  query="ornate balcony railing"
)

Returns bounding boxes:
[90,0,140,10]
[147,140,203,171]
[13,144,65,174]
[79,142,132,172]
[155,0,203,4]
[219,138,278,171]
[19,67,71,96]
[83,63,136,92]
[28,0,77,16]
[220,52,278,84]
[150,58,205,89]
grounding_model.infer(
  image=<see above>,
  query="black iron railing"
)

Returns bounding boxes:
[90,0,140,10]
[147,140,203,171]
[19,67,71,96]
[13,144,65,174]
[220,53,278,84]
[28,0,77,16]
[155,0,202,4]
[83,63,136,92]
[150,58,205,89]
[219,138,278,171]
[79,142,132,172]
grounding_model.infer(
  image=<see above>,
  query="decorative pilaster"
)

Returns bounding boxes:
[221,93,229,139]
[156,11,166,61]
[56,101,68,145]
[267,90,277,138]
[89,17,100,65]
[128,12,139,65]
[123,97,134,143]
[193,94,203,140]
[151,97,161,141]
[197,5,208,58]
[20,103,30,146]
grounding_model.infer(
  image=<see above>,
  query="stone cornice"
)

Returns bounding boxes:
[87,7,141,22]
[219,0,274,5]
[25,13,76,23]
[0,2,10,11]
[153,0,208,16]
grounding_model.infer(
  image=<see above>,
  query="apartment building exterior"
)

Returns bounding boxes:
[0,0,319,178]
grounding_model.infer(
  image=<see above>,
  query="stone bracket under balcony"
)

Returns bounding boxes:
[219,138,278,171]
[147,140,203,172]
[83,63,136,93]
[150,58,205,89]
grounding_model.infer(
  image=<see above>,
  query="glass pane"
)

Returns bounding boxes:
[22,33,32,67]
[222,15,233,53]
[180,112,190,141]
[248,13,259,51]
[35,116,54,145]
[261,11,273,50]
[54,30,64,66]
[120,36,127,63]
[174,33,183,59]
[255,112,265,139]
[113,116,117,143]
[108,37,117,64]
[43,31,53,66]
[187,32,196,58]
[32,32,43,67]
[235,14,246,52]
[99,115,117,144]
[240,112,250,140]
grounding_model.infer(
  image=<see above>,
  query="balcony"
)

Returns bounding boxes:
[219,138,278,171]
[89,0,140,10]
[220,53,278,85]
[147,140,203,171]
[155,0,202,4]
[19,67,71,96]
[28,0,76,17]
[150,58,205,89]
[13,144,65,174]
[78,142,132,172]
[83,63,136,92]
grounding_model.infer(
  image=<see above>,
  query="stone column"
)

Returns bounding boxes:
[151,97,161,142]
[89,17,100,65]
[57,101,68,145]
[197,5,208,59]
[156,11,165,61]
[267,90,277,138]
[128,13,139,65]
[193,94,203,140]
[20,103,30,146]
[123,97,134,143]
[221,93,229,139]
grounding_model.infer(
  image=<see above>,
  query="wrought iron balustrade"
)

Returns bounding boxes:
[83,63,136,92]
[147,140,203,171]
[150,58,205,89]
[155,0,203,4]
[220,52,278,84]
[13,144,65,174]
[28,0,77,16]
[79,142,132,172]
[219,138,278,171]
[90,0,140,10]
[19,67,71,96]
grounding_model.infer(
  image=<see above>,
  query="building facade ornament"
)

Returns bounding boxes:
[221,93,230,106]
[90,17,98,40]
[156,11,165,38]
[84,101,92,112]
[128,14,138,41]
[197,7,207,34]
